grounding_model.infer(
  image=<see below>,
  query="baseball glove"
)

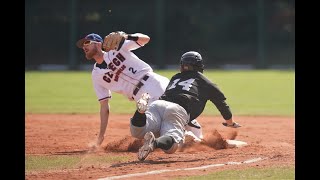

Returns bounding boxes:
[103,31,127,51]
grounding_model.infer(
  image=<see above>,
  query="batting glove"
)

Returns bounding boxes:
[222,122,242,128]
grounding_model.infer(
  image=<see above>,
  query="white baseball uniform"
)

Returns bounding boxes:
[92,40,169,103]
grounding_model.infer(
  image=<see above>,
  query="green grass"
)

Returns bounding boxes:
[202,70,295,116]
[176,166,295,180]
[25,154,130,172]
[25,70,294,116]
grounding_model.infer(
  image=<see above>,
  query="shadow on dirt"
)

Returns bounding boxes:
[110,157,217,168]
[51,150,89,155]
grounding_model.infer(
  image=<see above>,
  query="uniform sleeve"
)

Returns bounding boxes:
[121,40,143,51]
[205,79,232,120]
[92,77,112,101]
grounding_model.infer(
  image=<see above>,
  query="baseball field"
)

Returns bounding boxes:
[25,70,295,179]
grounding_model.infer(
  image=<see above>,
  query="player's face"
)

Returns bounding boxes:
[82,41,99,60]
[180,65,183,72]
[180,65,189,72]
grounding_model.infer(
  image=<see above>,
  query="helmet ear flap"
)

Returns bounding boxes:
[196,66,204,73]
[192,65,204,73]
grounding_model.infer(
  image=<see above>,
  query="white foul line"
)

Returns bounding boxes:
[97,157,266,180]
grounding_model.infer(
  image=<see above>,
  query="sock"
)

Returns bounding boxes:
[130,110,146,127]
[155,136,174,150]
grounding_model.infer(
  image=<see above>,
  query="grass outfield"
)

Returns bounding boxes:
[25,70,294,116]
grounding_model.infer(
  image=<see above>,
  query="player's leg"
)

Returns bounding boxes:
[131,91,166,137]
[136,100,169,161]
[137,131,179,161]
[138,131,181,161]
[138,100,187,161]
[138,131,156,161]
[159,101,189,153]
[130,110,148,139]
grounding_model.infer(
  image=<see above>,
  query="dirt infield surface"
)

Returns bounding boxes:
[25,114,294,180]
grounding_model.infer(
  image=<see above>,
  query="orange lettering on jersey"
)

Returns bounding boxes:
[104,52,127,83]
[108,52,125,70]
[112,58,121,66]
[103,76,111,83]
[114,65,126,82]
[106,71,113,78]
[108,63,116,71]
[102,71,113,83]
[116,53,125,62]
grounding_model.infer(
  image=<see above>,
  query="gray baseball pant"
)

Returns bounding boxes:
[130,100,190,144]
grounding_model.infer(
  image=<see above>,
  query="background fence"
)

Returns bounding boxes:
[25,0,295,70]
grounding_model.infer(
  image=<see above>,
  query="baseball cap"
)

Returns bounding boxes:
[76,33,103,48]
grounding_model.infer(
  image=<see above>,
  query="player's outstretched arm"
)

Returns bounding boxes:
[126,33,150,46]
[94,99,110,148]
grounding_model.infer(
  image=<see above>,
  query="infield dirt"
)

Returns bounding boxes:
[25,114,294,180]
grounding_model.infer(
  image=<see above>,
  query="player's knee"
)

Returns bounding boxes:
[163,142,179,154]
[155,136,179,154]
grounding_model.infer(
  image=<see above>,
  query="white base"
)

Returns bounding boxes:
[184,130,202,142]
[226,139,248,148]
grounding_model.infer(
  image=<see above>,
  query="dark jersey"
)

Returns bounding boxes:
[159,71,232,120]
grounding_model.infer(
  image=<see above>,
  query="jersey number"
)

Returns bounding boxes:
[167,78,195,91]
[129,67,137,74]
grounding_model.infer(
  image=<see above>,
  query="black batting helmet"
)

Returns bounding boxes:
[180,51,204,72]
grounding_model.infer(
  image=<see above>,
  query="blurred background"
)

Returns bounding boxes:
[25,0,295,70]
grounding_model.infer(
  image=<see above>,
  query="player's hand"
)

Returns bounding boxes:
[88,144,98,152]
[222,122,242,128]
[88,136,104,152]
[96,136,104,146]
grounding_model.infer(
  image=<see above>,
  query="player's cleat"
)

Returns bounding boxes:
[138,131,155,161]
[136,93,150,113]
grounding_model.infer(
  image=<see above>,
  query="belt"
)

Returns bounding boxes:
[133,75,149,96]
